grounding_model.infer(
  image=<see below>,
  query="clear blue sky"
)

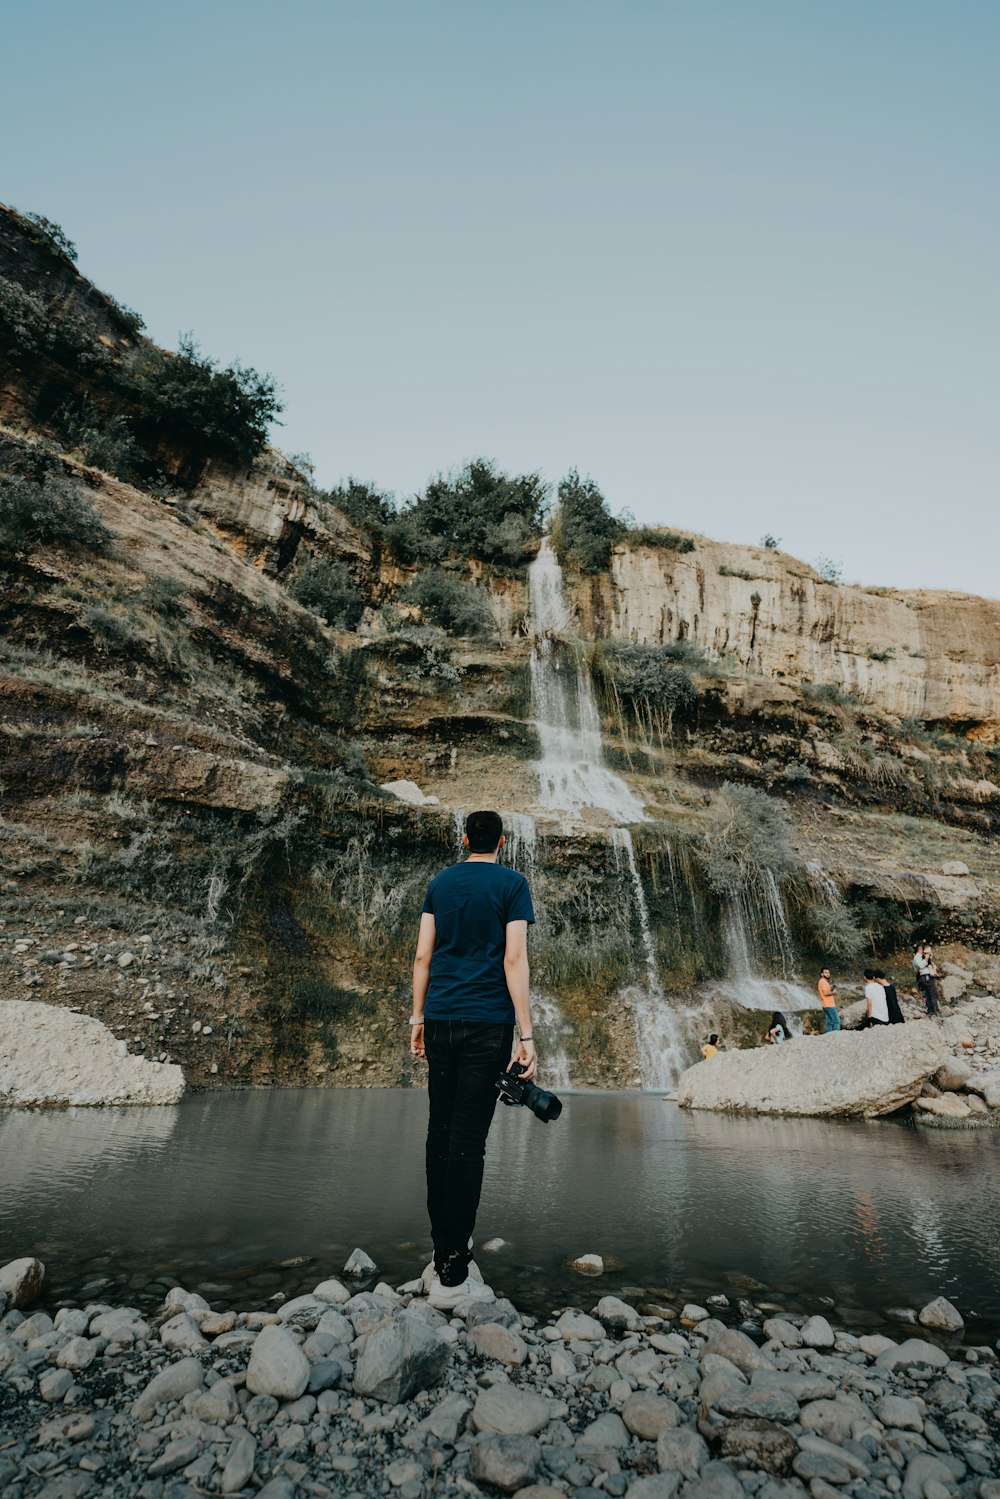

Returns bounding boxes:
[4,0,998,595]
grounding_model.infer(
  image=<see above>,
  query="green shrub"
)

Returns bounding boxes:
[800,896,865,958]
[386,459,547,567]
[288,556,364,629]
[403,569,494,636]
[0,470,110,551]
[783,761,811,783]
[104,296,145,336]
[592,641,699,735]
[124,334,282,468]
[325,479,395,533]
[719,563,753,580]
[84,604,141,652]
[816,555,843,584]
[53,396,146,481]
[372,627,460,683]
[554,470,621,572]
[701,783,798,899]
[0,277,55,356]
[628,527,695,553]
[802,680,858,711]
[20,211,78,262]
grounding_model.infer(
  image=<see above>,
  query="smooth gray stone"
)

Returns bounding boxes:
[354,1310,450,1404]
[133,1358,205,1419]
[677,1460,744,1498]
[657,1427,709,1479]
[220,1430,256,1494]
[625,1477,682,1499]
[622,1392,682,1439]
[470,1434,541,1492]
[793,1449,853,1484]
[700,1330,775,1376]
[576,1412,631,1453]
[472,1383,559,1436]
[244,1393,280,1426]
[148,1436,201,1478]
[715,1386,799,1423]
[307,1358,342,1393]
[246,1325,310,1400]
[467,1298,521,1331]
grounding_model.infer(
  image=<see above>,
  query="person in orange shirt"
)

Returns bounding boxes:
[818,967,840,1032]
[701,1033,719,1059]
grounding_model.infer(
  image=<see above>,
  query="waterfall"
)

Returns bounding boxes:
[527,541,688,1087]
[529,542,648,825]
[611,829,688,1089]
[806,859,841,904]
[713,885,816,1015]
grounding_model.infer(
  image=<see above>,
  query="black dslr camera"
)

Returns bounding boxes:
[497,1060,562,1123]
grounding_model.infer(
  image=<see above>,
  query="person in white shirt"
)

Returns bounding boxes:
[912,941,940,1016]
[864,968,889,1026]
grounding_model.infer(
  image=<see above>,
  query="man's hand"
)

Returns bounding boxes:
[508,1037,537,1081]
[410,1022,425,1059]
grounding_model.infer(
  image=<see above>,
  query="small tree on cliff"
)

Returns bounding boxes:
[554,470,623,573]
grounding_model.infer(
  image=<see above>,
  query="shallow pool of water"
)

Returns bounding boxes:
[3,1089,997,1337]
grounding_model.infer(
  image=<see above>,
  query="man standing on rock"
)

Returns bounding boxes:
[912,941,941,1016]
[817,967,840,1032]
[409,810,537,1306]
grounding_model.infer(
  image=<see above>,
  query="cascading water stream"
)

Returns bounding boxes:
[528,540,687,1087]
[529,543,647,825]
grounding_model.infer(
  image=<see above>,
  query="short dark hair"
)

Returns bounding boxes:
[708,1033,719,1046]
[874,969,886,980]
[466,810,503,853]
[863,968,875,980]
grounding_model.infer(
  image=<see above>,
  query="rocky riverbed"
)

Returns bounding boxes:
[2,1253,998,1499]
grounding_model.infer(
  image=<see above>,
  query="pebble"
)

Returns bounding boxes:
[1,1252,997,1499]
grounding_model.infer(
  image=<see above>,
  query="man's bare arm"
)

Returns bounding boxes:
[410,912,435,1058]
[504,919,537,1079]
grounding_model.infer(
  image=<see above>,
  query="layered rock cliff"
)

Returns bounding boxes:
[572,537,1000,737]
[2,203,1000,1096]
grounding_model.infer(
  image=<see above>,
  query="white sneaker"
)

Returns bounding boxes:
[427,1275,492,1311]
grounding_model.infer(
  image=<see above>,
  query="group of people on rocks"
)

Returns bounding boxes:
[816,940,942,1032]
[700,937,946,1059]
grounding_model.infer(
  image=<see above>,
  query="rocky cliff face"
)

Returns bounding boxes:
[572,538,1000,737]
[3,206,1000,1097]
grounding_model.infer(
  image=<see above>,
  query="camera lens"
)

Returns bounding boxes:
[527,1085,562,1123]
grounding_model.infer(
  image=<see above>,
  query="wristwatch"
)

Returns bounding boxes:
[409,1016,424,1026]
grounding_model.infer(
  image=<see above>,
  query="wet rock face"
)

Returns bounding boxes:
[676,1022,950,1118]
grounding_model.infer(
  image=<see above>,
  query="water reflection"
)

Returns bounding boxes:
[2,1090,997,1335]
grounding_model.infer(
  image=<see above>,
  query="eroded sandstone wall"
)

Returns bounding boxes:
[571,536,1000,733]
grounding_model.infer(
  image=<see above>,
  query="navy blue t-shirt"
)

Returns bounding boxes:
[422,861,535,1022]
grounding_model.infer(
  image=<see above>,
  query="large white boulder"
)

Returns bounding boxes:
[379,779,440,807]
[675,1023,950,1119]
[0,1000,185,1107]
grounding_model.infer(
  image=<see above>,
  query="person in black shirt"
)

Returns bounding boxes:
[875,969,905,1024]
[410,810,537,1307]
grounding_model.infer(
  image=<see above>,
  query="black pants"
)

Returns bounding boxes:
[424,1019,513,1265]
[918,974,940,1016]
